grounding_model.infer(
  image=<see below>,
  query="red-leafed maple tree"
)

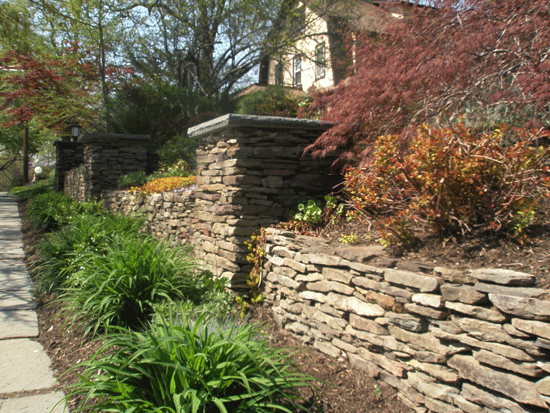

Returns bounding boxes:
[0,46,99,132]
[304,0,550,166]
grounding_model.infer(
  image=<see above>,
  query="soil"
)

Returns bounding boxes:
[18,200,550,412]
[314,210,550,289]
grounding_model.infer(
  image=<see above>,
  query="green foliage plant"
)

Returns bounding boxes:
[60,235,203,335]
[117,171,146,189]
[148,160,192,181]
[293,200,322,225]
[34,212,145,294]
[236,85,301,118]
[68,308,315,413]
[344,123,550,244]
[25,190,72,231]
[25,190,105,231]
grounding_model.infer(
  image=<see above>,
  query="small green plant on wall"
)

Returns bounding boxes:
[294,199,322,224]
[339,233,358,244]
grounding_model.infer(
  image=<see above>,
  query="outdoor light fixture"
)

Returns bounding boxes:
[70,124,81,141]
[34,166,43,175]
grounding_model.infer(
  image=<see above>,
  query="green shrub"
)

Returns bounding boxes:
[34,213,145,293]
[117,171,146,189]
[345,124,550,244]
[236,85,301,118]
[148,160,192,181]
[26,190,104,231]
[60,235,214,334]
[68,309,315,412]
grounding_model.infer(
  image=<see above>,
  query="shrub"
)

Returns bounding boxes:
[25,190,105,231]
[132,175,197,195]
[67,309,315,412]
[305,0,550,167]
[237,85,301,118]
[344,124,550,243]
[34,213,145,293]
[60,235,213,334]
[147,160,192,180]
[117,171,146,189]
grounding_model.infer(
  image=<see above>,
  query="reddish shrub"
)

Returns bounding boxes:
[305,0,550,167]
[344,124,550,243]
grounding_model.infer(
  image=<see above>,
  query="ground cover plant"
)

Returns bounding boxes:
[60,234,227,335]
[133,175,197,195]
[119,161,197,194]
[34,212,146,293]
[68,308,316,413]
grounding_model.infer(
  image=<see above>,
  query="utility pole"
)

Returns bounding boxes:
[23,124,29,184]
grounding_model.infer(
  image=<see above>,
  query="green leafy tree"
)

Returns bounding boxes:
[129,0,287,100]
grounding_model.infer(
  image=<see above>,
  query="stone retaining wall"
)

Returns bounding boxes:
[102,115,339,290]
[262,228,550,413]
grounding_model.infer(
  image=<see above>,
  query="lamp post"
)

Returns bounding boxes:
[70,124,81,141]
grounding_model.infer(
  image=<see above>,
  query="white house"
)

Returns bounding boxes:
[256,0,416,94]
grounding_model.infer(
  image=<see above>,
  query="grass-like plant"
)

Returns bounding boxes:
[34,212,146,293]
[25,190,74,231]
[25,190,104,231]
[68,308,315,412]
[60,235,215,334]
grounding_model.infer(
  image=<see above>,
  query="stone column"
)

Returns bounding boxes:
[187,114,339,290]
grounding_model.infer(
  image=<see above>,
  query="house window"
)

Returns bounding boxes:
[293,55,301,87]
[315,43,326,79]
[275,62,284,85]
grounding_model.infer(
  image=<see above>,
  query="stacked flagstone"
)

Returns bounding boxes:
[102,115,339,289]
[262,228,550,413]
[62,133,150,201]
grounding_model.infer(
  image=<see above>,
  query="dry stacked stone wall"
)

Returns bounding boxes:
[262,227,550,413]
[61,133,150,201]
[102,190,195,246]
[64,114,550,413]
[103,114,339,290]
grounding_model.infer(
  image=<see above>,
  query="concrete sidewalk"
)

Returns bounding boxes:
[0,192,67,413]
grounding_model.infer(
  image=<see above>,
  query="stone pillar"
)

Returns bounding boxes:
[78,133,149,200]
[187,114,340,290]
[53,140,83,192]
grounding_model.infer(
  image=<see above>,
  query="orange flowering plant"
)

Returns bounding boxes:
[131,176,196,195]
